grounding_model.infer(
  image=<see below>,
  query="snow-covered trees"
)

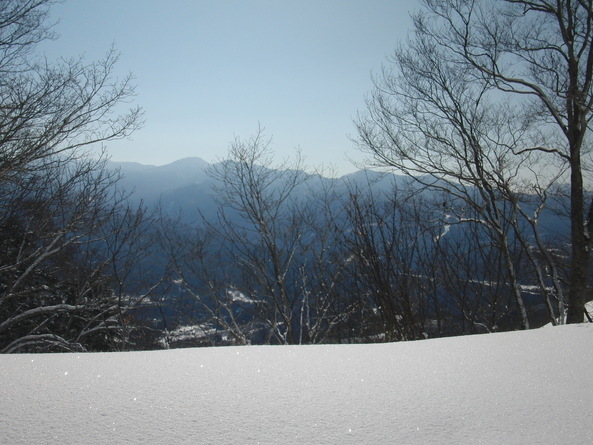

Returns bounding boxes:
[0,158,153,352]
[165,129,351,345]
[356,0,593,326]
[161,140,559,345]
[0,0,152,352]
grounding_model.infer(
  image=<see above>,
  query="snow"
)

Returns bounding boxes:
[1,324,592,444]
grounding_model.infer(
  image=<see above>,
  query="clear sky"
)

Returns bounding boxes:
[42,0,417,175]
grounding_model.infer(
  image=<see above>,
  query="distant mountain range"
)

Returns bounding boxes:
[108,157,210,200]
[107,157,216,222]
[106,156,569,238]
[107,157,402,223]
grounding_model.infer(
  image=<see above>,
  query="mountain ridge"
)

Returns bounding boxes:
[106,157,569,238]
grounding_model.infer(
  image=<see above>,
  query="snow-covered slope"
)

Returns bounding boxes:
[1,325,591,444]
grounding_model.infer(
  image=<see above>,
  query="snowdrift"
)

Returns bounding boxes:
[1,324,592,444]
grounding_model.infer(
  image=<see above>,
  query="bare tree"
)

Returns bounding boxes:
[355,0,593,326]
[206,129,309,344]
[0,0,149,352]
[0,156,156,352]
[163,129,351,345]
[339,176,449,341]
[0,0,142,180]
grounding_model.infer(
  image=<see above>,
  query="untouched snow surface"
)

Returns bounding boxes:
[1,324,592,444]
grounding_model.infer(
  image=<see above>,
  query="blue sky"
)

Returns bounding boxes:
[43,0,416,175]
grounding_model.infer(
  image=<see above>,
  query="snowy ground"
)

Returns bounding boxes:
[1,324,592,445]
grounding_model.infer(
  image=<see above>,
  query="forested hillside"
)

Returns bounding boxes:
[105,134,577,349]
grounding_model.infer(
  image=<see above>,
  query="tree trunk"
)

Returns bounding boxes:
[567,161,588,323]
[566,86,589,324]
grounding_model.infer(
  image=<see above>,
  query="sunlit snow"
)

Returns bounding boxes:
[1,324,591,444]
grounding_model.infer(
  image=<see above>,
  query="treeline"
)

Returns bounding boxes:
[152,130,571,348]
[0,1,156,352]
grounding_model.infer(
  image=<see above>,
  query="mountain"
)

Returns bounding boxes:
[108,157,211,203]
[107,157,395,223]
[106,157,569,239]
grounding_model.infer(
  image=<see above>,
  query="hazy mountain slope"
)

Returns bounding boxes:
[107,158,397,224]
[108,159,569,240]
[109,157,211,202]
